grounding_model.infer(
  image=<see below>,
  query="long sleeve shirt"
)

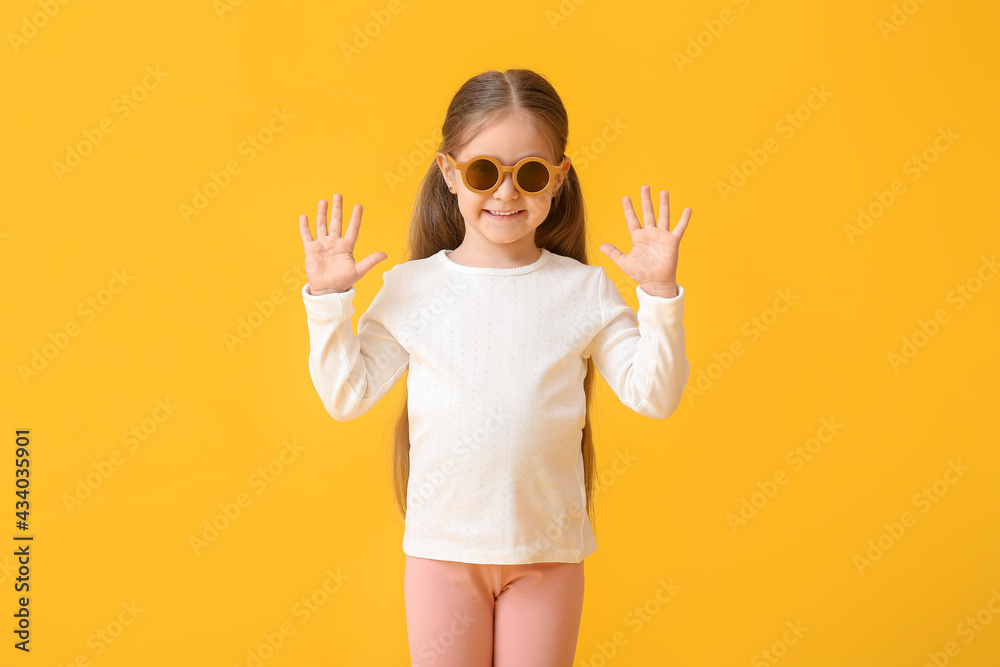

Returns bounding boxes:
[300,247,689,565]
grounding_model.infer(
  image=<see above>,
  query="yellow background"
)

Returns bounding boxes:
[3,0,999,665]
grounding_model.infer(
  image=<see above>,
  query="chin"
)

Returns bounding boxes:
[486,235,523,245]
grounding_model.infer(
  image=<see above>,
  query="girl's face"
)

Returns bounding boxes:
[436,113,569,259]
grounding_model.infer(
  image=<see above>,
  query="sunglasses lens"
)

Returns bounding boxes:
[467,159,499,191]
[517,160,550,192]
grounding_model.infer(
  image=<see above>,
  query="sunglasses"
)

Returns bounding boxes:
[443,153,569,195]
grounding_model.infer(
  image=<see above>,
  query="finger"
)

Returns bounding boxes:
[598,242,625,268]
[298,213,314,247]
[316,199,328,238]
[639,185,655,228]
[355,251,388,280]
[329,194,344,239]
[343,202,363,248]
[672,207,692,239]
[621,196,641,235]
[316,198,328,238]
[659,190,669,229]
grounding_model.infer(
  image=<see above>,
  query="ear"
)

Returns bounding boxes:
[554,156,571,196]
[435,153,453,190]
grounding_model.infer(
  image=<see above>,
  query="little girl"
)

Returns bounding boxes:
[297,69,691,667]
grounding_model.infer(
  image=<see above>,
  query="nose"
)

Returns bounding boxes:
[493,171,520,201]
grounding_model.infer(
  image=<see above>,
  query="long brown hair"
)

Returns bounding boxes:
[385,68,603,537]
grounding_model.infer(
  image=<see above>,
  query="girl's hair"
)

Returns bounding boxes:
[386,68,602,537]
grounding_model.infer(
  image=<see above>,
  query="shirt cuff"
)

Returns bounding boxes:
[634,283,685,320]
[637,283,684,300]
[301,282,355,324]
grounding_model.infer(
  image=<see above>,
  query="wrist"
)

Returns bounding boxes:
[308,284,347,296]
[639,281,678,298]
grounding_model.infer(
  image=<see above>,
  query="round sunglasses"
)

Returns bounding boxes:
[443,153,569,195]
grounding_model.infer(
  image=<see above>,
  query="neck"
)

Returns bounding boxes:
[447,242,542,269]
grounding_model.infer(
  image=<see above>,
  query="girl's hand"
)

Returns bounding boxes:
[598,185,691,298]
[298,195,387,295]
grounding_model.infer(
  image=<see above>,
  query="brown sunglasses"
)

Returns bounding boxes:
[442,153,569,195]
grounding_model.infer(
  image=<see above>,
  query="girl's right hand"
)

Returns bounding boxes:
[298,195,387,295]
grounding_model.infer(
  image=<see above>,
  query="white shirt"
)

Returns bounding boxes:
[301,247,689,564]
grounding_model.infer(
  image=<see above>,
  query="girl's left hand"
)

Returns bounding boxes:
[598,185,691,297]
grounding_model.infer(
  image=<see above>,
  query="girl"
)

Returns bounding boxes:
[297,69,691,667]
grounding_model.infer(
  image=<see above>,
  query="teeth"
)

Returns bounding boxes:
[489,210,521,216]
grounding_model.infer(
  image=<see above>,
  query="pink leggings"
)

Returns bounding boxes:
[403,554,585,667]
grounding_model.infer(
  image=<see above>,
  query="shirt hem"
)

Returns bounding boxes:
[402,542,596,565]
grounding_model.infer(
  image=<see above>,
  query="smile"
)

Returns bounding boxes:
[484,210,525,219]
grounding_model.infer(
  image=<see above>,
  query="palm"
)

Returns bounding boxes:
[298,195,387,293]
[305,234,361,288]
[599,185,691,287]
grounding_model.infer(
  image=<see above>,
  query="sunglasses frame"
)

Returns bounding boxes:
[442,152,570,196]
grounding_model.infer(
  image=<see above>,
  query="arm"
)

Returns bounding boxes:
[583,269,689,419]
[301,270,409,421]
